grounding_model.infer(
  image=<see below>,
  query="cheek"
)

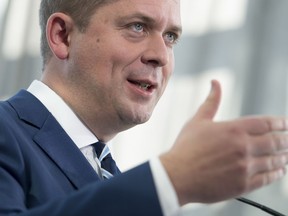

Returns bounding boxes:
[158,61,174,96]
[163,58,174,82]
[70,38,99,71]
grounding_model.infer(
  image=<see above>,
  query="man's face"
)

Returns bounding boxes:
[67,0,181,131]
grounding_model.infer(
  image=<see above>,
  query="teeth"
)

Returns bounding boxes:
[138,83,151,90]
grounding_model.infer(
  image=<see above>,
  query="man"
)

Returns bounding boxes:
[0,0,288,215]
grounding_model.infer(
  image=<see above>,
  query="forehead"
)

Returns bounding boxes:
[96,0,182,30]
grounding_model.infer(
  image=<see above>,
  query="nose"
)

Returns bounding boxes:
[141,35,169,67]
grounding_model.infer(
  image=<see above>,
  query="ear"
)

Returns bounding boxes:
[46,13,74,60]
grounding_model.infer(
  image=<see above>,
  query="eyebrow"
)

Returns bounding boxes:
[116,12,182,35]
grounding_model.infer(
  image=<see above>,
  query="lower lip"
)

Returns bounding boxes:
[127,81,155,98]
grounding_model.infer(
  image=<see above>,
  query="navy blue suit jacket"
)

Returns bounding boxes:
[0,90,163,216]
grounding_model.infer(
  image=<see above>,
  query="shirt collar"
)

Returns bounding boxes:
[27,80,98,149]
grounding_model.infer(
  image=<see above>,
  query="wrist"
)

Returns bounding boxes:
[159,152,191,206]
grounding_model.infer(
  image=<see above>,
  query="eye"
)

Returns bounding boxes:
[131,23,144,33]
[164,32,179,45]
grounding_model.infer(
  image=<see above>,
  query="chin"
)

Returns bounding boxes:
[133,113,152,125]
[118,103,155,127]
[118,114,151,133]
[123,110,153,126]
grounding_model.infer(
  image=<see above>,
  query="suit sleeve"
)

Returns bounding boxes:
[0,120,163,216]
[20,165,163,216]
[0,152,163,216]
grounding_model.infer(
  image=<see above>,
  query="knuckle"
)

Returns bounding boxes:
[268,133,288,152]
[228,125,252,157]
[267,157,277,170]
[228,124,244,136]
[264,170,281,185]
[269,133,280,151]
[236,159,250,175]
[233,160,253,193]
[233,140,250,159]
[265,118,273,131]
[271,155,288,169]
[278,133,288,149]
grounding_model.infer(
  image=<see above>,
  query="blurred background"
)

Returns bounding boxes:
[1,0,288,215]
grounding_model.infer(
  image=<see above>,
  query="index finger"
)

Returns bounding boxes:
[238,116,288,135]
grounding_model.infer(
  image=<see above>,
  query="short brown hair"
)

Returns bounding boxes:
[39,0,116,66]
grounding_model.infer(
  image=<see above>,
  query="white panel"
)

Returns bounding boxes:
[181,0,248,36]
[0,0,8,20]
[211,0,248,31]
[2,0,30,60]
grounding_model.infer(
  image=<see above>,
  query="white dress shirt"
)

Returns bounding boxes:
[27,80,180,216]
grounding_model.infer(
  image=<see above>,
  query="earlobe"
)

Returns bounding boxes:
[46,13,74,60]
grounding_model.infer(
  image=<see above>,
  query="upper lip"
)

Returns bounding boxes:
[127,79,158,90]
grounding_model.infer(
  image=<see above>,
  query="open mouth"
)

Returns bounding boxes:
[128,80,153,91]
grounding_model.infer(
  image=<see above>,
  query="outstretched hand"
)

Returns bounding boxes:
[160,80,288,205]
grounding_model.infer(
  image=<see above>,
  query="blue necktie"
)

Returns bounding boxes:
[93,141,120,179]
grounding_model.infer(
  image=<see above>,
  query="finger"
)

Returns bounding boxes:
[238,116,288,135]
[250,132,288,156]
[193,80,222,121]
[251,153,288,174]
[250,167,286,191]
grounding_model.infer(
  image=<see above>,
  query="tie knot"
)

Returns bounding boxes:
[93,141,110,161]
[94,141,105,158]
[92,141,120,179]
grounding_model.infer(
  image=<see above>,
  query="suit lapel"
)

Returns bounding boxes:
[8,90,100,189]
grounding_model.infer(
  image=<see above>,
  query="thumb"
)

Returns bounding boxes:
[193,80,222,121]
